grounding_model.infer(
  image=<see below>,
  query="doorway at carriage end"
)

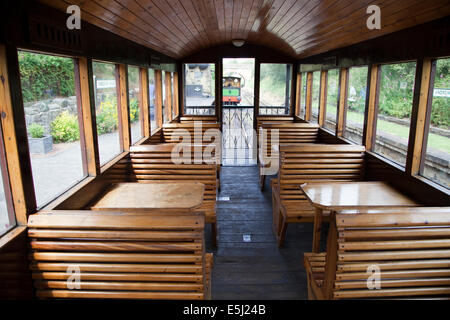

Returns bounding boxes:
[221,58,257,166]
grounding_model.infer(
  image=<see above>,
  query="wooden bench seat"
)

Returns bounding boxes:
[27,211,213,300]
[304,207,450,300]
[102,144,218,246]
[274,144,365,246]
[258,123,320,190]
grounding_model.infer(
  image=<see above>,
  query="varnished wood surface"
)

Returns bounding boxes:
[37,0,450,59]
[91,182,204,212]
[302,181,420,210]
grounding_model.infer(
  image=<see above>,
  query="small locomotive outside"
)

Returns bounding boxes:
[222,76,241,105]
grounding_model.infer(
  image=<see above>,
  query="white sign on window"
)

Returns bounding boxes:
[96,79,116,89]
[434,88,450,98]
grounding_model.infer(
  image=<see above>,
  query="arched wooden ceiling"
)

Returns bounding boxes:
[38,0,450,59]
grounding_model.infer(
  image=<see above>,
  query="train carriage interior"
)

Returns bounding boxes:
[0,0,450,305]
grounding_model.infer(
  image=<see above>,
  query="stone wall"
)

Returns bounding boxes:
[24,96,78,135]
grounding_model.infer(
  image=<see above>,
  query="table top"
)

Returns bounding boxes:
[91,182,205,212]
[301,181,420,210]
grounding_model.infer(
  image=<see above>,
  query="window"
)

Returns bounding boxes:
[374,62,417,166]
[299,73,307,118]
[259,63,292,115]
[0,129,15,236]
[171,73,177,119]
[128,66,142,145]
[92,61,122,165]
[311,71,320,123]
[343,66,368,144]
[325,69,339,132]
[18,51,86,207]
[183,63,215,115]
[421,58,450,188]
[162,71,166,123]
[148,69,157,131]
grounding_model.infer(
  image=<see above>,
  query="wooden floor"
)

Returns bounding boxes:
[205,166,318,300]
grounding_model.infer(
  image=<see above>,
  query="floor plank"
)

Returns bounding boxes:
[205,166,314,300]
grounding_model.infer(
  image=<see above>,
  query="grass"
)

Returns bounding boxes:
[325,104,450,154]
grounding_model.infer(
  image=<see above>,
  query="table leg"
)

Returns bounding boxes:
[323,211,338,300]
[312,207,323,253]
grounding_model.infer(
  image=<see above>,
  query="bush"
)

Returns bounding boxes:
[129,98,140,122]
[51,111,80,143]
[96,98,118,134]
[28,123,45,138]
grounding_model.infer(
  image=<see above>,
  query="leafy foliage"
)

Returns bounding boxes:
[50,111,80,143]
[18,51,75,103]
[96,98,119,135]
[28,123,45,138]
[129,98,140,122]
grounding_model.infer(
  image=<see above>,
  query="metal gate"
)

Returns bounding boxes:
[222,106,256,166]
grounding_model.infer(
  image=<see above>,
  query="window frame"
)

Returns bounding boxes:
[342,65,370,145]
[182,63,217,117]
[372,60,418,167]
[258,62,293,116]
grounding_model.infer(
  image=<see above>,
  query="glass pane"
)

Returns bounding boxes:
[259,63,292,115]
[171,73,176,119]
[128,66,142,145]
[0,161,15,236]
[18,51,86,207]
[184,63,215,115]
[93,61,121,165]
[374,62,417,166]
[162,71,166,123]
[344,66,368,144]
[325,69,339,132]
[422,58,450,188]
[148,69,157,131]
[299,73,307,118]
[311,71,320,123]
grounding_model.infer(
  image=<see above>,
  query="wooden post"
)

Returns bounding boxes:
[155,70,163,128]
[295,72,301,117]
[362,64,380,150]
[165,71,172,122]
[254,59,260,121]
[116,64,130,151]
[305,72,313,121]
[173,72,179,119]
[406,59,434,176]
[0,44,35,222]
[318,70,328,127]
[75,57,100,176]
[140,68,150,137]
[336,68,349,137]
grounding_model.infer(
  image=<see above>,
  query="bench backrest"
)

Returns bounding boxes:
[256,116,294,129]
[161,123,221,144]
[180,116,218,123]
[27,211,208,300]
[103,144,217,203]
[329,207,450,299]
[278,144,365,205]
[259,123,320,157]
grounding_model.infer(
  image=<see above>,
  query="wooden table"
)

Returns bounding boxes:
[301,181,420,252]
[91,182,205,212]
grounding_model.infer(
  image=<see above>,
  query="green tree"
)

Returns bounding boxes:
[18,51,75,103]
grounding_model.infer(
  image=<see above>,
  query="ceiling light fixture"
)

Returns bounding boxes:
[232,39,245,47]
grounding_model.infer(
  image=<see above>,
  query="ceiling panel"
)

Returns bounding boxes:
[38,0,450,59]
